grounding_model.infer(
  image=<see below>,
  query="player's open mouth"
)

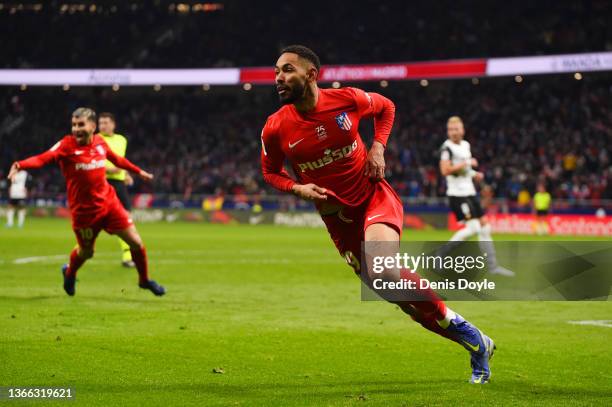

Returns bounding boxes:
[277,86,289,95]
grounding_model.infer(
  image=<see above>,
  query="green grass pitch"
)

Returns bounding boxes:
[1,218,611,406]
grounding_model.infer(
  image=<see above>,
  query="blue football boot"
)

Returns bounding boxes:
[61,264,76,296]
[446,313,496,383]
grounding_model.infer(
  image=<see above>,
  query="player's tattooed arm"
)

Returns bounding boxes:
[364,141,386,181]
[291,183,328,201]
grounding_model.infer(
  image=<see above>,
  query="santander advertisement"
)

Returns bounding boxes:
[448,213,612,237]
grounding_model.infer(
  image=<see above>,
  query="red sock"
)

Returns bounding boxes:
[130,246,150,284]
[399,269,447,320]
[66,248,86,278]
[395,269,459,343]
[398,302,458,343]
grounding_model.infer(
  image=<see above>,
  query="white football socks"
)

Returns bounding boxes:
[478,223,499,269]
[437,307,457,329]
[6,208,15,227]
[17,209,26,227]
[450,218,480,241]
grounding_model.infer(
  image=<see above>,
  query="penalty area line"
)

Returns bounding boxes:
[12,252,116,264]
[568,320,612,328]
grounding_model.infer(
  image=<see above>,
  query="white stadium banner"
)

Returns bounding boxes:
[0,68,241,86]
[1,52,611,86]
[487,51,612,76]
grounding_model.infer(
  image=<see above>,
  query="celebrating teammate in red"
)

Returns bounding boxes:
[7,107,165,297]
[261,46,496,383]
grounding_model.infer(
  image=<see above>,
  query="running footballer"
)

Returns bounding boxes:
[261,45,496,383]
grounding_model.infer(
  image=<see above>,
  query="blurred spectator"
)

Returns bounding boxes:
[1,1,611,69]
[1,73,611,208]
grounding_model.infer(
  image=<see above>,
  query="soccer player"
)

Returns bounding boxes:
[6,169,29,228]
[439,116,514,277]
[7,107,165,297]
[261,45,496,384]
[99,112,135,268]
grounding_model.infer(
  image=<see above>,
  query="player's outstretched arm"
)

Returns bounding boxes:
[9,146,60,180]
[105,145,153,181]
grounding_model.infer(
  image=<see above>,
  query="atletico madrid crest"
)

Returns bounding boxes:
[335,112,352,131]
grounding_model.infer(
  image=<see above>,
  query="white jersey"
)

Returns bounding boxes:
[440,139,476,197]
[9,170,28,199]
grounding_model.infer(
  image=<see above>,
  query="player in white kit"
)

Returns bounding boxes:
[439,116,514,276]
[6,170,29,228]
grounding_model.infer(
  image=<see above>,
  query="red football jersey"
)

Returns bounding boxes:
[261,87,395,207]
[18,134,142,217]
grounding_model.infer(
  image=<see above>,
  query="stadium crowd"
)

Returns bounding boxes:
[2,1,610,69]
[1,73,611,208]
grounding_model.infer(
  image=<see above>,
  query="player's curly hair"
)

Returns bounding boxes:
[280,45,321,72]
[72,107,97,123]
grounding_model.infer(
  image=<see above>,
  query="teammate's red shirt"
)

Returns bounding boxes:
[17,134,142,218]
[261,87,395,207]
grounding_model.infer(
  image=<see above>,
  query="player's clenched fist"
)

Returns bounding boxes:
[291,183,328,201]
[364,141,386,181]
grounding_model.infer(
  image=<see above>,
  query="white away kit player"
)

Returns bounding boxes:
[6,169,29,228]
[439,116,514,277]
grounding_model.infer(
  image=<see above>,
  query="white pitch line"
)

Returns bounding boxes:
[13,254,70,264]
[11,253,338,266]
[568,320,612,328]
[12,252,115,264]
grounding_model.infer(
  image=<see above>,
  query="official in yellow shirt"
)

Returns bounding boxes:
[99,112,135,267]
[533,184,552,235]
[533,185,552,216]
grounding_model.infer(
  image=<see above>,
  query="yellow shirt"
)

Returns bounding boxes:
[563,153,577,171]
[534,192,551,211]
[102,133,128,181]
[517,189,531,206]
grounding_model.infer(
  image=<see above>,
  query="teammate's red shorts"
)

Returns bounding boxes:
[320,179,403,273]
[72,198,133,250]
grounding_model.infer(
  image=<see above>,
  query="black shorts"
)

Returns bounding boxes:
[108,179,131,211]
[536,209,549,216]
[448,196,484,222]
[9,198,26,207]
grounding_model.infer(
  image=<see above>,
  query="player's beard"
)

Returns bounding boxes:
[279,81,306,105]
[74,131,92,145]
